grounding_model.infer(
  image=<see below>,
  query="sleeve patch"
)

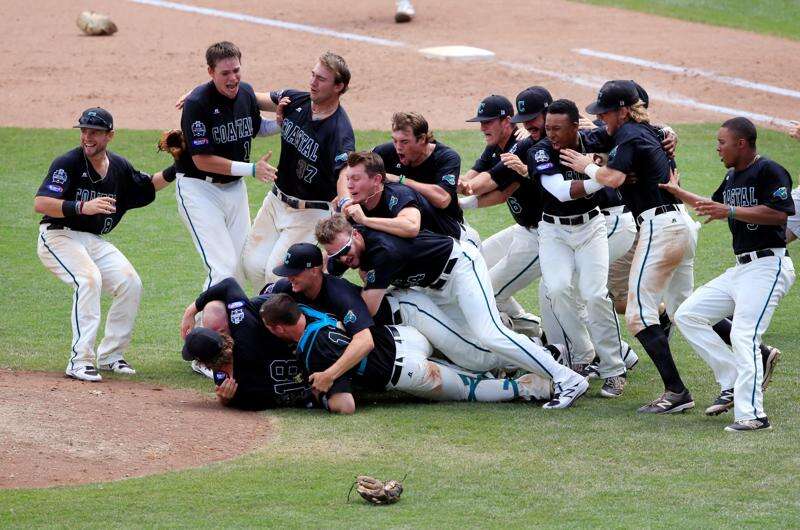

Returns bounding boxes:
[191,121,207,137]
[192,138,209,146]
[47,184,63,193]
[441,174,456,186]
[51,168,68,184]
[335,152,348,163]
[343,310,357,324]
[536,162,554,171]
[773,186,788,200]
[533,150,549,163]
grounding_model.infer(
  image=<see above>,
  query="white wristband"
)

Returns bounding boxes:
[459,195,479,210]
[231,161,255,177]
[583,179,604,194]
[584,163,600,181]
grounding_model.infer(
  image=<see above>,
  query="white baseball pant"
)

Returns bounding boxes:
[604,206,638,263]
[242,189,331,288]
[37,225,142,371]
[538,214,625,378]
[675,252,794,421]
[786,186,800,238]
[626,208,698,335]
[175,176,250,291]
[387,325,552,401]
[422,241,582,385]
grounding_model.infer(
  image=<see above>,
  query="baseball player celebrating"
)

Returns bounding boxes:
[180,277,313,409]
[528,99,628,397]
[176,41,276,292]
[260,294,553,414]
[666,118,795,432]
[316,214,588,409]
[35,108,172,382]
[242,52,355,287]
[561,80,697,414]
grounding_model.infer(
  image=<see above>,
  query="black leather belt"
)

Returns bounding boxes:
[428,257,458,290]
[542,208,600,226]
[601,206,630,215]
[636,204,680,226]
[45,223,70,231]
[272,187,331,211]
[737,249,785,265]
[186,175,236,184]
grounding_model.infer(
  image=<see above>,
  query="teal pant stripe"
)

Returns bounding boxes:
[176,179,213,291]
[750,258,782,415]
[494,255,539,297]
[398,301,492,353]
[39,232,82,370]
[636,219,654,329]
[607,215,620,238]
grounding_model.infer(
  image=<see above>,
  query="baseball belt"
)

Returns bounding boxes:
[541,208,600,226]
[272,187,331,211]
[736,248,787,265]
[636,203,680,226]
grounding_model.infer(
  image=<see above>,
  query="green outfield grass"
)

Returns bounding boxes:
[1,125,799,528]
[572,0,800,40]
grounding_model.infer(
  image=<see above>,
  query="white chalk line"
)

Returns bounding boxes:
[124,0,793,127]
[574,48,800,101]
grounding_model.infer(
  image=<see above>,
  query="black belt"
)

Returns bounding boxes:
[186,175,237,184]
[428,257,458,291]
[636,204,680,226]
[736,249,786,265]
[542,208,600,226]
[601,206,630,215]
[272,187,331,211]
[45,223,69,231]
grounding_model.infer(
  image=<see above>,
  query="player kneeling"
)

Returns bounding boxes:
[260,294,552,414]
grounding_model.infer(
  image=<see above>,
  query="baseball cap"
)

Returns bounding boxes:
[272,243,323,277]
[630,81,650,109]
[73,107,114,131]
[585,80,640,115]
[511,86,553,123]
[466,95,514,122]
[182,327,224,363]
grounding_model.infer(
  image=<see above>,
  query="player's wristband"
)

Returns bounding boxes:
[231,161,255,177]
[162,165,178,183]
[728,206,736,220]
[62,200,80,217]
[459,195,479,210]
[583,179,604,194]
[584,163,601,182]
[336,197,352,212]
[399,175,406,184]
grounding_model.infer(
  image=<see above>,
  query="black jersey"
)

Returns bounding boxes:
[364,182,461,238]
[195,278,312,410]
[595,187,626,210]
[296,305,395,395]
[269,89,355,201]
[373,141,463,223]
[474,136,542,228]
[180,81,262,184]
[36,147,155,234]
[711,157,795,255]
[528,137,597,217]
[358,226,454,291]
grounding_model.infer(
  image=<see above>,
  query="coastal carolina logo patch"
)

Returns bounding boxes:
[366,270,376,284]
[773,187,788,200]
[388,196,399,210]
[343,310,357,324]
[441,174,456,186]
[335,152,348,163]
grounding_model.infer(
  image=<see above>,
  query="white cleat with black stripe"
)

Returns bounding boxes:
[542,377,589,409]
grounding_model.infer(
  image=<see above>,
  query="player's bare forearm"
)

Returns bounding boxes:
[360,210,421,238]
[595,166,625,188]
[34,196,66,217]
[151,171,172,191]
[571,180,590,199]
[731,205,789,225]
[192,154,238,175]
[335,167,349,204]
[464,172,499,197]
[404,179,452,209]
[323,329,374,382]
[361,288,387,317]
[477,189,511,208]
[254,91,278,112]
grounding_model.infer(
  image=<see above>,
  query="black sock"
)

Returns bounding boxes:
[635,324,687,394]
[712,318,733,345]
[659,309,672,336]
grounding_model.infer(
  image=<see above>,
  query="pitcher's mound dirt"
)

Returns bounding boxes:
[0,370,271,489]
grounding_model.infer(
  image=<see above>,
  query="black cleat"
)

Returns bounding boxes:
[704,388,734,416]
[725,417,772,432]
[637,390,694,414]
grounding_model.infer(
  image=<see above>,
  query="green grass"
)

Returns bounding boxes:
[571,0,800,41]
[1,125,800,528]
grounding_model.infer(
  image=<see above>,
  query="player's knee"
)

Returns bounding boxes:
[729,327,752,351]
[624,310,644,335]
[327,393,356,414]
[673,303,696,330]
[123,268,143,295]
[81,269,103,293]
[544,279,572,299]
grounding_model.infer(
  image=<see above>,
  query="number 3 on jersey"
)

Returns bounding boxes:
[296,159,318,183]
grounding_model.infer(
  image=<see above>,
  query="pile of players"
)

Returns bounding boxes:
[35,41,797,433]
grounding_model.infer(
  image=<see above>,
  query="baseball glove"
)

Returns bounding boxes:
[76,11,118,36]
[157,129,186,161]
[355,475,403,505]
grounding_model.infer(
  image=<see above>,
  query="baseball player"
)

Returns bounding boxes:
[260,294,553,414]
[667,118,795,432]
[316,214,588,409]
[561,80,698,413]
[176,41,277,293]
[528,99,628,397]
[372,112,480,247]
[242,52,355,287]
[342,151,461,239]
[35,108,173,382]
[181,277,313,410]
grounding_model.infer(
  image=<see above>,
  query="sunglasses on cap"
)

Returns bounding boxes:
[328,231,354,260]
[78,112,113,130]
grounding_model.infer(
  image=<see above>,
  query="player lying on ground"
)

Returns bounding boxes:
[664,117,795,432]
[260,294,553,414]
[315,214,589,409]
[35,107,173,382]
[181,277,313,410]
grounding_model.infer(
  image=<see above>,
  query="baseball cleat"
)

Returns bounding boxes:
[704,388,734,416]
[394,0,415,22]
[637,390,694,414]
[542,377,589,409]
[499,311,514,330]
[583,361,600,380]
[66,364,102,382]
[761,346,780,391]
[99,359,136,375]
[600,375,626,398]
[725,417,772,433]
[191,359,214,379]
[509,312,543,338]
[622,346,639,371]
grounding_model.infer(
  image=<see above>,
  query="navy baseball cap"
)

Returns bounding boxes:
[586,80,640,115]
[511,87,553,123]
[466,95,514,122]
[630,81,650,109]
[74,107,114,131]
[182,327,224,363]
[273,243,323,277]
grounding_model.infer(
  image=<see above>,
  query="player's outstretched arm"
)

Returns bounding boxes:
[254,91,279,112]
[559,149,626,188]
[309,328,375,394]
[658,169,705,207]
[346,204,421,238]
[151,171,173,191]
[34,196,116,217]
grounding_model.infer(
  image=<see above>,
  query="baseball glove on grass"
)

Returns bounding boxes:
[157,129,186,161]
[355,475,403,505]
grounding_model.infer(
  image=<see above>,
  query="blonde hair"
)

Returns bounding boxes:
[628,101,650,124]
[315,213,352,245]
[318,51,350,94]
[391,112,434,143]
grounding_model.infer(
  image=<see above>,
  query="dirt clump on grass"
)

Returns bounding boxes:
[0,370,271,489]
